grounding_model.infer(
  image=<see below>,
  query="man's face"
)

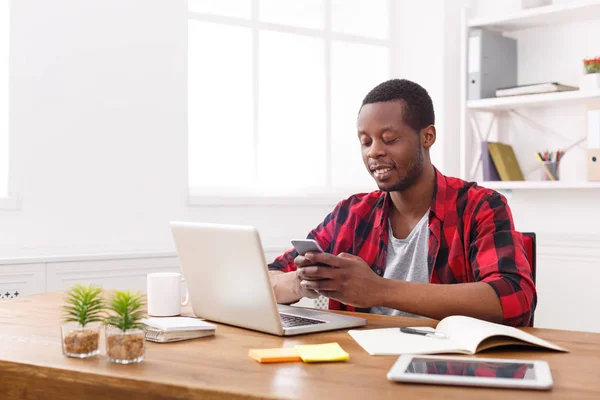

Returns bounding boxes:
[357,100,424,192]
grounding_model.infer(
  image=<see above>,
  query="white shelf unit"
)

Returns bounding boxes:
[459,1,600,191]
[468,0,600,31]
[480,180,600,190]
[467,89,600,111]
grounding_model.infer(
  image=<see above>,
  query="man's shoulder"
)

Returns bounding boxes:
[337,191,385,208]
[444,174,506,206]
[330,191,386,220]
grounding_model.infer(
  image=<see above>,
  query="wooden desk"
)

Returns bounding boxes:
[1,293,599,400]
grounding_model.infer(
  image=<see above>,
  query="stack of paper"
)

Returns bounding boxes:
[142,317,216,343]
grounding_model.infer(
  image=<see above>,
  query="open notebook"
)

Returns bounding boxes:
[349,316,567,356]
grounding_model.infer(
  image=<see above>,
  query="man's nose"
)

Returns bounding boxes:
[367,140,386,159]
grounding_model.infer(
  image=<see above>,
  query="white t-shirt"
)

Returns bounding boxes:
[370,210,430,317]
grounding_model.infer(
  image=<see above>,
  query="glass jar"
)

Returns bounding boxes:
[61,322,101,358]
[105,326,146,364]
[540,161,559,181]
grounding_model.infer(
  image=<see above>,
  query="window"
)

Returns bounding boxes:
[0,1,8,200]
[188,0,391,202]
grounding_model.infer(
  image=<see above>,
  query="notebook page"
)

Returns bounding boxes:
[348,328,469,356]
[436,316,567,354]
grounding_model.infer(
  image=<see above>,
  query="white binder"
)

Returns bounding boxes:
[587,105,600,181]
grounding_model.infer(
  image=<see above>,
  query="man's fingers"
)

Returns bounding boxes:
[301,279,337,291]
[337,252,362,261]
[305,252,349,268]
[297,266,336,281]
[294,255,315,267]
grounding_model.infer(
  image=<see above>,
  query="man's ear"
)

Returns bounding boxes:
[420,125,436,149]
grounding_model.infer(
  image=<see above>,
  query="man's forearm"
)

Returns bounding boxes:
[378,280,504,323]
[268,270,303,305]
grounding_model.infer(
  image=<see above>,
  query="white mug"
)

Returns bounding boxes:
[147,272,190,317]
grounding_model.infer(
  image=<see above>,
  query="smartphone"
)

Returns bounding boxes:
[291,239,324,256]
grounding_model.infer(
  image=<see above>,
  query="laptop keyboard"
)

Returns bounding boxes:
[279,313,326,328]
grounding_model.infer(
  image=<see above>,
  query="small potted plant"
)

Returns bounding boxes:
[581,57,600,91]
[61,284,104,358]
[105,290,146,364]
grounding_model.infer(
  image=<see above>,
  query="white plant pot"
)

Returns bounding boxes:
[580,73,600,91]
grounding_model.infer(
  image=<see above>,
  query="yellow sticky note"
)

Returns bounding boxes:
[293,343,349,363]
[248,348,302,363]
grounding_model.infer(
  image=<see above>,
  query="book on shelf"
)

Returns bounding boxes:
[495,82,578,97]
[348,315,567,356]
[487,142,525,181]
[481,141,501,181]
[142,317,216,343]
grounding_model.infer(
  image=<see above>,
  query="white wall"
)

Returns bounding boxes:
[1,0,335,258]
[392,0,469,177]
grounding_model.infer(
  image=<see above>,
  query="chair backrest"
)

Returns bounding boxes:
[521,232,536,327]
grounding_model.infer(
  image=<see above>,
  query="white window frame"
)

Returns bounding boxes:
[0,0,17,210]
[187,0,395,207]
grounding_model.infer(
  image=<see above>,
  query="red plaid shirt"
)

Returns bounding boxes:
[269,168,537,327]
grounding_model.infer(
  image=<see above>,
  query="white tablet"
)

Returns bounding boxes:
[387,354,553,390]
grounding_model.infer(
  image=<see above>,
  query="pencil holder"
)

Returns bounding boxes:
[541,161,559,181]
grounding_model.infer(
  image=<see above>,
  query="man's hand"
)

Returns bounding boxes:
[292,270,321,299]
[297,252,384,308]
[269,270,320,305]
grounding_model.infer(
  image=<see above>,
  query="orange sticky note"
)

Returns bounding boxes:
[248,348,302,363]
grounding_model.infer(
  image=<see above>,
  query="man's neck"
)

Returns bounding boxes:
[389,164,436,219]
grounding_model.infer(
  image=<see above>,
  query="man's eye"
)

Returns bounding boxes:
[383,137,399,144]
[360,140,372,146]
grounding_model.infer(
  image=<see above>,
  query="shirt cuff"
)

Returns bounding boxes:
[484,278,532,327]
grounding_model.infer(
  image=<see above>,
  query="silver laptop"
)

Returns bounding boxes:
[170,221,367,336]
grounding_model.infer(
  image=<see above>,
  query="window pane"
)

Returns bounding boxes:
[331,42,389,190]
[188,21,254,189]
[258,32,326,193]
[259,0,325,30]
[0,1,7,198]
[331,0,389,39]
[188,0,251,19]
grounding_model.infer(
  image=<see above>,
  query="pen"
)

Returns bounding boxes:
[400,327,448,340]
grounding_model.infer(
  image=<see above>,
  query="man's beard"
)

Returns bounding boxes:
[379,146,424,192]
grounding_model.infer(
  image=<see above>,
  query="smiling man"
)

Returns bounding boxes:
[268,79,536,327]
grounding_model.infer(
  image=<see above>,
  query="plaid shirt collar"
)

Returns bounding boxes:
[431,167,447,222]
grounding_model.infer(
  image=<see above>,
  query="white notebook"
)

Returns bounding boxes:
[142,317,216,332]
[142,317,217,343]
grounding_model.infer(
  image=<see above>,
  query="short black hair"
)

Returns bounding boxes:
[361,79,435,132]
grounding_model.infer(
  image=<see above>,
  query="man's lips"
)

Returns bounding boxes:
[370,165,395,180]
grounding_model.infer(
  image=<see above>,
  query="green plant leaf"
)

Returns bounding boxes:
[105,290,146,332]
[61,283,105,327]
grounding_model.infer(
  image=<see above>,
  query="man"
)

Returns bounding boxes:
[268,79,536,327]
